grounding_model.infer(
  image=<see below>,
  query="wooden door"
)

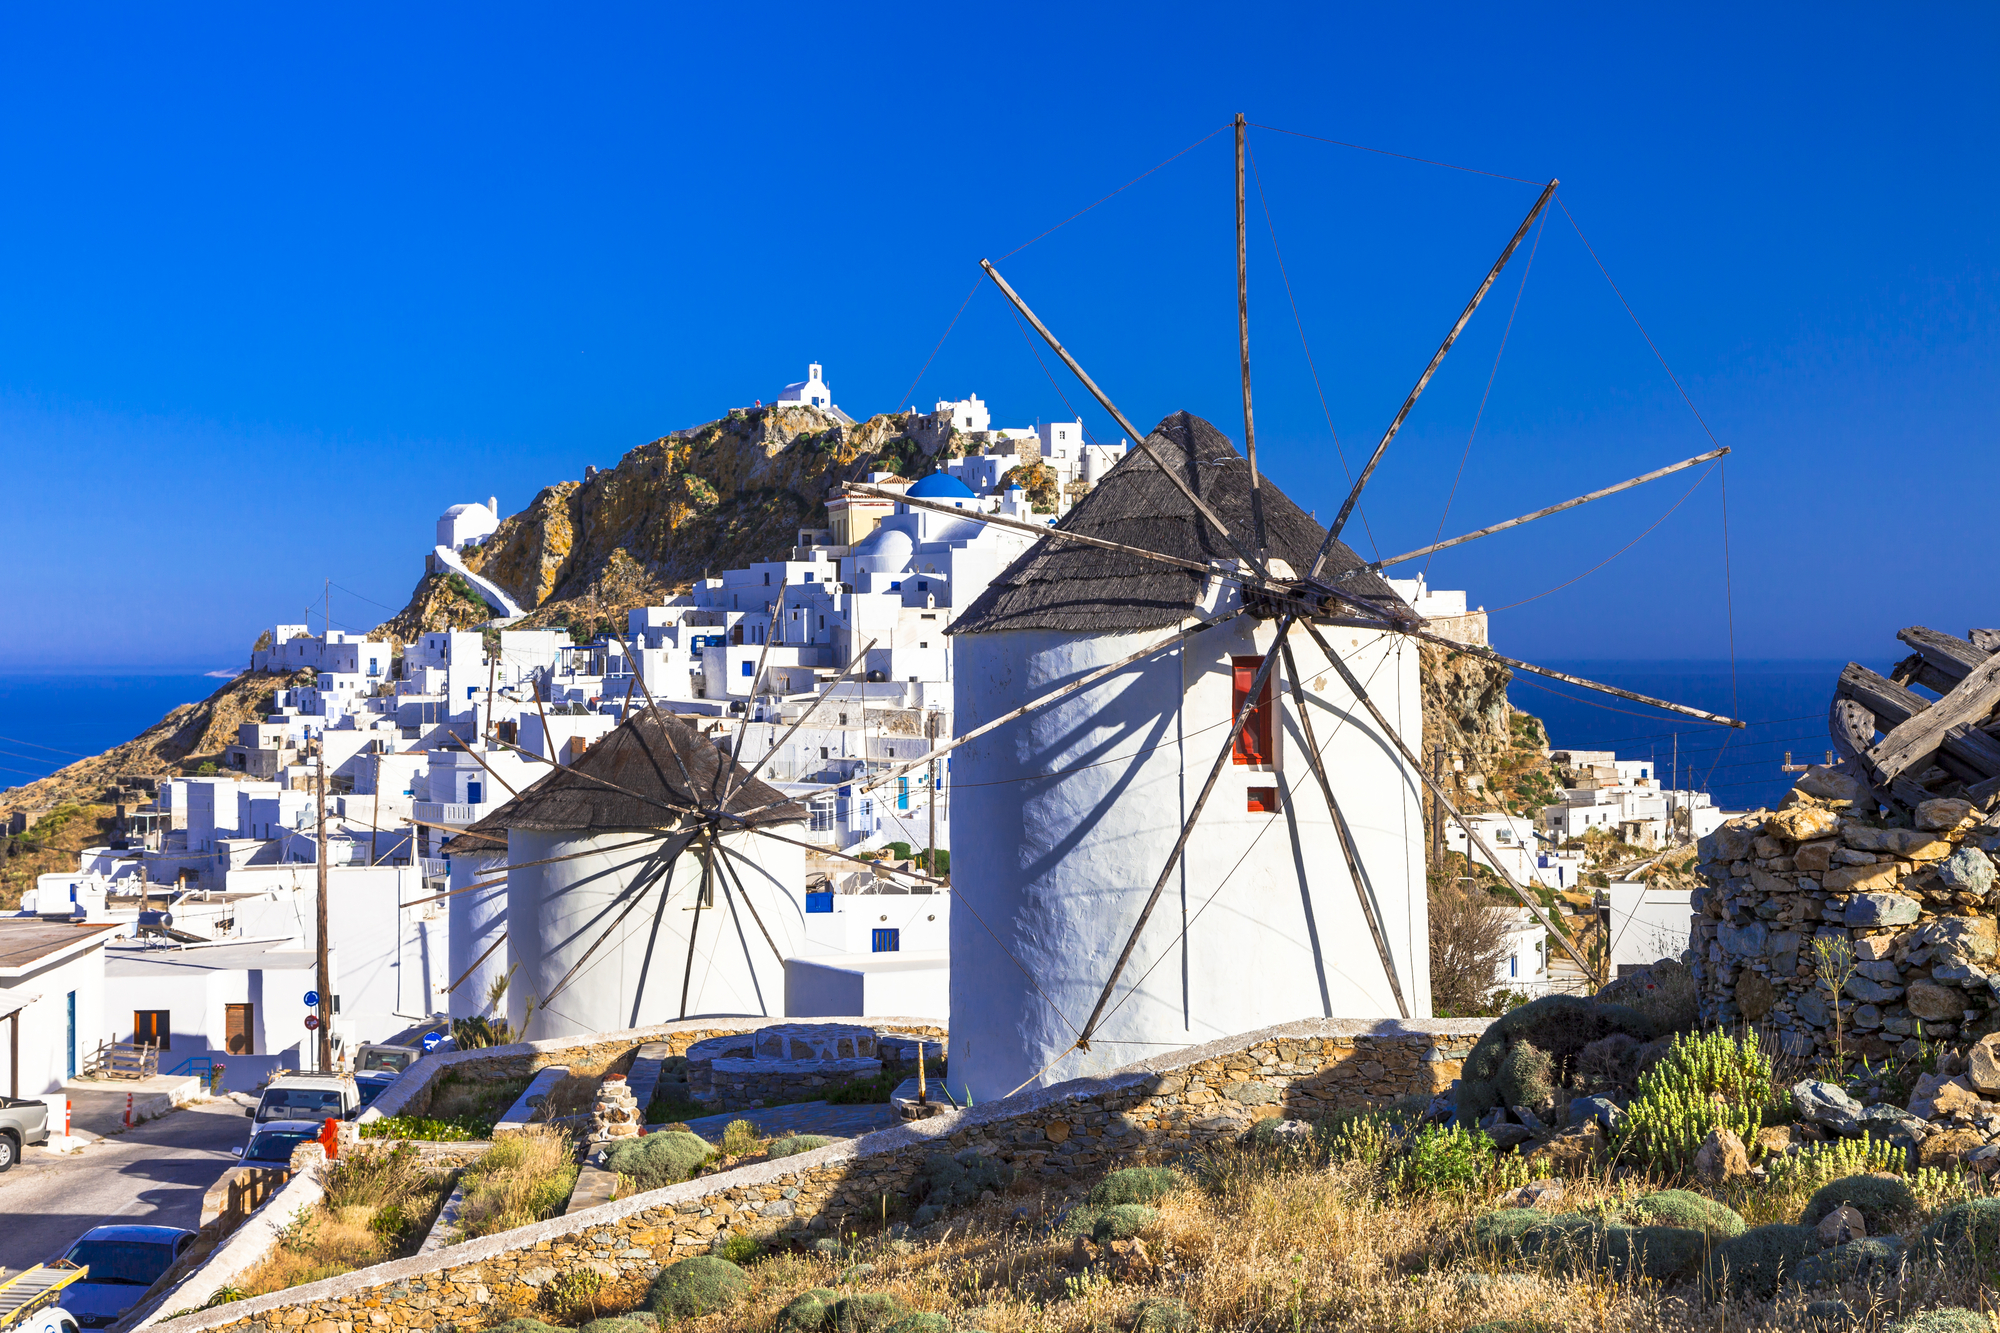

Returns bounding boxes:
[225,1003,254,1055]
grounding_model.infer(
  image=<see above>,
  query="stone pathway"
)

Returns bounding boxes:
[666,1100,899,1144]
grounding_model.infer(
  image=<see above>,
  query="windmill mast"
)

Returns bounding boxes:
[1236,111,1266,560]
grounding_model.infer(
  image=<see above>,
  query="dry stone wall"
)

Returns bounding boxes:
[1692,765,2000,1062]
[159,1017,1486,1333]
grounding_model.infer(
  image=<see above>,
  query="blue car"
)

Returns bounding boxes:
[57,1225,196,1328]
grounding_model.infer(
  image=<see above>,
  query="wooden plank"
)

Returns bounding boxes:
[1898,626,1989,682]
[1943,723,2000,780]
[1830,697,1874,762]
[1891,651,1959,697]
[1972,628,2000,654]
[1837,662,1927,731]
[1867,651,2000,783]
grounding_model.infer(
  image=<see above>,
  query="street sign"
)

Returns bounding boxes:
[304,990,320,1008]
[304,1014,321,1031]
[421,1031,444,1052]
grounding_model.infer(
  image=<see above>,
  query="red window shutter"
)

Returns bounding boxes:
[1231,656,1273,765]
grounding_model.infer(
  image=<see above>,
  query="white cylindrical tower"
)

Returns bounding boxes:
[945,410,1428,1103]
[446,846,508,1021]
[506,827,805,1041]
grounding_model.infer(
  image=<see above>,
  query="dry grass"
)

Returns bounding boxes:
[458,1124,581,1238]
[234,1144,450,1297]
[550,1141,2000,1333]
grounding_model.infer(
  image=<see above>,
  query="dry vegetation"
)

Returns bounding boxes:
[458,1125,581,1239]
[231,1144,452,1297]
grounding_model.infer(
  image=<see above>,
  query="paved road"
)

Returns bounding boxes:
[0,1096,253,1276]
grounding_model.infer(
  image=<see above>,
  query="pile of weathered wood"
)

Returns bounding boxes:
[1835,626,2000,812]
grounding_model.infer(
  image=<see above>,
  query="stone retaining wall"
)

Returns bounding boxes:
[152,1016,1486,1333]
[1692,770,2000,1063]
[361,1016,948,1126]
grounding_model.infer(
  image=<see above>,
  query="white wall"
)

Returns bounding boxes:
[1607,882,1693,971]
[948,614,1429,1102]
[0,930,113,1095]
[785,952,948,1020]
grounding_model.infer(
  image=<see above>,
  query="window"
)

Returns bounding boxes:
[764,572,771,585]
[872,928,901,953]
[134,1010,171,1051]
[838,713,848,725]
[809,799,835,832]
[468,781,483,804]
[917,581,929,590]
[1510,954,1519,978]
[741,661,753,677]
[1247,787,1279,814]
[1231,656,1275,765]
[890,581,902,591]
[898,776,910,811]
[806,892,834,913]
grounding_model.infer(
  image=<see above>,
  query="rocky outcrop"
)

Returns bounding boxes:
[1692,763,2000,1063]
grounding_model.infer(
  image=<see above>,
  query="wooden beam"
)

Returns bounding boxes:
[1296,618,1599,986]
[1309,178,1559,576]
[1330,447,1728,580]
[1866,651,2000,783]
[397,834,671,909]
[540,839,688,1009]
[1076,616,1297,1047]
[1236,112,1267,560]
[978,258,1273,583]
[1838,662,1927,732]
[1399,627,1744,727]
[715,604,780,807]
[1898,626,1989,682]
[1943,723,2000,781]
[1971,629,2000,655]
[733,637,878,791]
[443,931,509,995]
[1277,637,1409,1018]
[1829,698,1875,764]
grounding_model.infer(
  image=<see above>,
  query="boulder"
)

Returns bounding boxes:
[1919,1127,1987,1169]
[1769,807,1841,842]
[1701,823,1759,865]
[1694,1126,1751,1186]
[1970,1032,2000,1095]
[1844,975,1905,1005]
[1484,1123,1533,1150]
[1939,846,1996,896]
[1843,893,1922,928]
[1528,1120,1603,1174]
[1498,1178,1565,1210]
[1909,1073,1978,1121]
[1797,765,1868,805]
[1917,797,1976,831]
[1755,1125,1796,1157]
[1569,1094,1625,1131]
[1907,979,1965,1023]
[1911,916,1999,963]
[1719,921,1769,956]
[1793,1079,1865,1131]
[1797,989,1833,1027]
[1815,1204,1867,1247]
[1795,840,1837,873]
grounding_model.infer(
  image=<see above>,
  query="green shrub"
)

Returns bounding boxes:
[644,1255,746,1318]
[1801,1174,1921,1232]
[716,1232,764,1264]
[720,1118,762,1156]
[579,1319,658,1333]
[1496,1041,1555,1109]
[1618,1029,1776,1177]
[1456,996,1657,1125]
[358,1114,481,1141]
[1131,1298,1194,1333]
[1090,1204,1157,1242]
[607,1130,713,1192]
[882,1316,952,1333]
[770,1133,834,1158]
[489,1321,564,1333]
[776,1288,839,1332]
[1089,1166,1181,1207]
[1916,1198,2000,1265]
[1702,1224,1816,1299]
[1768,1136,1909,1191]
[1597,1224,1708,1282]
[1791,1237,1907,1290]
[1392,1123,1496,1196]
[1465,1208,1549,1255]
[909,1148,1013,1225]
[1624,1189,1745,1238]
[541,1268,603,1323]
[828,1292,905,1332]
[1884,1312,1991,1333]
[887,841,913,861]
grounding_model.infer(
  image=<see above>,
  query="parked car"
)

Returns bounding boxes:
[353,1070,398,1110]
[233,1119,324,1164]
[0,1095,51,1170]
[354,1042,422,1075]
[54,1226,196,1329]
[247,1074,357,1124]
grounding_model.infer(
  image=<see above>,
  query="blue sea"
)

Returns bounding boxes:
[0,672,228,792]
[0,661,1871,814]
[1511,659,1891,815]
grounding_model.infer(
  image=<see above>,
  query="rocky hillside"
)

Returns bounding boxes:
[378,404,945,643]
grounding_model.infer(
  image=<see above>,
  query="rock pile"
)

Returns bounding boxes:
[1785,1064,2000,1173]
[593,1073,643,1142]
[1692,765,2000,1063]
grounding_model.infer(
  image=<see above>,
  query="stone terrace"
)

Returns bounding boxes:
[155,1016,1488,1333]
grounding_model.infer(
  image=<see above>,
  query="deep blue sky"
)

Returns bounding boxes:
[0,5,1992,672]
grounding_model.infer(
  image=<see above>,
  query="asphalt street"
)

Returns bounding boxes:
[0,1096,254,1277]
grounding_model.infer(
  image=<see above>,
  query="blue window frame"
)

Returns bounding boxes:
[806,892,833,914]
[468,781,483,804]
[872,929,900,953]
[66,990,77,1079]
[741,661,753,676]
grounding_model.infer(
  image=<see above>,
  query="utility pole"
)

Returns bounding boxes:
[927,711,939,874]
[314,736,333,1072]
[1429,744,1446,874]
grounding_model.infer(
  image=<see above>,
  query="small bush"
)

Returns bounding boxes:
[1465,1208,1549,1255]
[769,1133,833,1158]
[828,1291,905,1331]
[776,1288,839,1331]
[909,1147,1013,1224]
[1598,1224,1708,1282]
[1791,1237,1907,1290]
[1090,1204,1158,1242]
[579,1318,657,1333]
[644,1255,747,1318]
[1131,1297,1195,1333]
[1089,1166,1182,1207]
[1496,1041,1554,1109]
[1767,1137,1909,1191]
[720,1118,763,1157]
[716,1232,764,1264]
[489,1321,564,1333]
[1624,1189,1745,1238]
[1884,1312,1991,1333]
[456,1124,578,1238]
[541,1268,603,1323]
[1703,1224,1816,1299]
[1916,1198,2000,1265]
[1618,1029,1776,1177]
[1456,995,1656,1124]
[607,1130,713,1192]
[358,1115,481,1141]
[883,1316,952,1333]
[1393,1123,1495,1196]
[1801,1174,1920,1232]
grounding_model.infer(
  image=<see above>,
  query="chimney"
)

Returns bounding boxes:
[488,496,498,515]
